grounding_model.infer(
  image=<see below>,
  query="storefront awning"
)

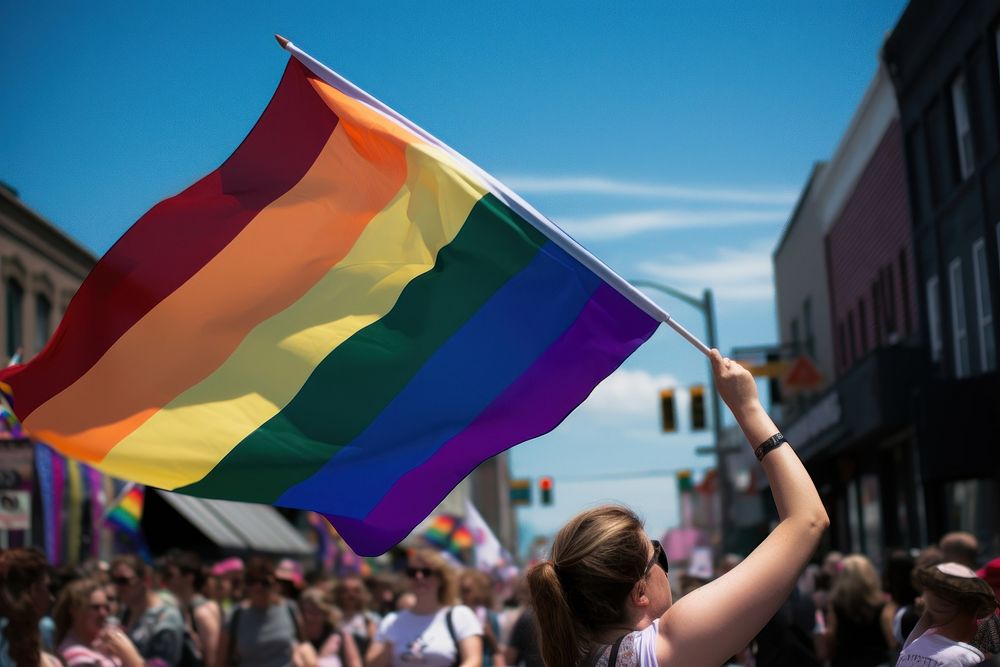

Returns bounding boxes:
[156,491,313,556]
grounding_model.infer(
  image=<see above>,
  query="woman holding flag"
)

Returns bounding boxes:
[527,350,829,667]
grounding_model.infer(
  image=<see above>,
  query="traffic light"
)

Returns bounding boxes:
[539,476,554,505]
[659,389,676,432]
[509,479,531,506]
[690,385,706,430]
[676,469,693,492]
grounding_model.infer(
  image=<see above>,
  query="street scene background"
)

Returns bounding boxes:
[2,1,1000,666]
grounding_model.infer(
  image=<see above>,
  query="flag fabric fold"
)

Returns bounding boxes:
[0,46,660,555]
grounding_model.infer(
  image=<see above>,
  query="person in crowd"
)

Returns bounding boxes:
[883,548,918,661]
[210,558,245,616]
[940,533,979,570]
[54,577,144,667]
[105,583,122,623]
[275,560,305,601]
[366,548,483,667]
[749,587,821,667]
[366,575,405,619]
[525,350,829,667]
[334,576,380,661]
[0,547,61,667]
[163,551,222,667]
[897,562,998,665]
[459,569,504,667]
[216,556,317,667]
[504,606,542,667]
[974,556,1000,665]
[300,587,362,667]
[894,545,946,647]
[111,554,186,667]
[816,553,892,667]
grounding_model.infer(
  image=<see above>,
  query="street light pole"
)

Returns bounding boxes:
[630,280,733,555]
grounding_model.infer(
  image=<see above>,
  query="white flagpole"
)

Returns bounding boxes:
[272,35,711,358]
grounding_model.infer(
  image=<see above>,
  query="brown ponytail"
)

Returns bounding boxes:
[527,560,581,667]
[527,506,649,667]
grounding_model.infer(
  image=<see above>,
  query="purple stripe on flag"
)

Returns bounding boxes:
[332,283,659,554]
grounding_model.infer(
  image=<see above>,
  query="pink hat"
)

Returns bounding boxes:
[275,558,304,588]
[978,557,1000,591]
[211,557,244,577]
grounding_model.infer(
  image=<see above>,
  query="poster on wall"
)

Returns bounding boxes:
[0,438,33,533]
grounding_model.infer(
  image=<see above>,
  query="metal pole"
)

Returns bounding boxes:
[630,279,732,555]
[702,288,732,554]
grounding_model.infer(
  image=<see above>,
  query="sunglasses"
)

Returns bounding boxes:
[405,567,437,579]
[111,576,136,587]
[245,577,273,587]
[642,540,669,577]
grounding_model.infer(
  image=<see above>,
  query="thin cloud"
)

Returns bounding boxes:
[637,242,775,302]
[558,208,787,239]
[503,175,799,206]
[583,368,686,420]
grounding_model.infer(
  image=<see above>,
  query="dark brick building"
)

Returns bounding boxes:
[883,0,1000,552]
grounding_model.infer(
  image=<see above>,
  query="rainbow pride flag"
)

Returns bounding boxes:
[105,484,144,536]
[0,40,662,555]
[424,514,474,558]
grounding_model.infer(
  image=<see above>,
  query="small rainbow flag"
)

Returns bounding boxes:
[105,484,144,536]
[0,38,661,555]
[424,514,474,557]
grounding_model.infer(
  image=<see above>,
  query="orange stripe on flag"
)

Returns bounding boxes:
[25,121,409,463]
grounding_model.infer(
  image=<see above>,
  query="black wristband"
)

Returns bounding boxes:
[754,433,786,461]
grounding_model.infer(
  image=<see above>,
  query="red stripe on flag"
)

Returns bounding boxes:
[2,59,339,419]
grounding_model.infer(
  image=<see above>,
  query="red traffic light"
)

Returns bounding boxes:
[539,476,553,491]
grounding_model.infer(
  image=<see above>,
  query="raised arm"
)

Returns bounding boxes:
[657,350,829,667]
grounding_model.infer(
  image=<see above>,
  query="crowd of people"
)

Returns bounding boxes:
[0,545,543,667]
[1,350,998,667]
[699,532,1000,666]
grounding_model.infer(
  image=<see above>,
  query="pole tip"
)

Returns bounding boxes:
[274,34,290,49]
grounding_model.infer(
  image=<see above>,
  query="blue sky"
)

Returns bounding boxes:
[1,2,907,556]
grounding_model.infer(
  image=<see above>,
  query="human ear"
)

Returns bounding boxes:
[630,581,650,608]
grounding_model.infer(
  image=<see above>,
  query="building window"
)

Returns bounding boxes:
[5,278,23,360]
[951,74,975,180]
[927,276,943,362]
[838,323,848,374]
[972,239,995,371]
[35,293,52,353]
[872,283,883,346]
[949,258,970,377]
[858,298,869,355]
[899,249,912,334]
[790,318,800,355]
[848,310,858,367]
[803,298,814,358]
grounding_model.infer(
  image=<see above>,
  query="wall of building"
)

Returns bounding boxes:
[773,163,836,389]
[826,122,917,373]
[0,185,95,361]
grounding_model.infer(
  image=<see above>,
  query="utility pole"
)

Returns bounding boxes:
[630,280,734,555]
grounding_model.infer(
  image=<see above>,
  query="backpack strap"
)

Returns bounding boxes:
[608,634,627,667]
[445,607,460,667]
[286,600,306,643]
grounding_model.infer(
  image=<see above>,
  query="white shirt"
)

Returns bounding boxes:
[591,620,659,667]
[376,606,482,667]
[896,631,985,666]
